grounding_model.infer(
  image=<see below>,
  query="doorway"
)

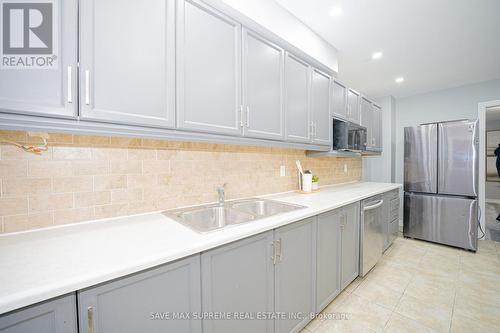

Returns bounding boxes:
[480,103,500,241]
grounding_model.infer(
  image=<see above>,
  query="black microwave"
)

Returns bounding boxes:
[332,118,367,152]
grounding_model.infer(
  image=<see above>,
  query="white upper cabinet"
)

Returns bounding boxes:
[372,104,382,150]
[176,0,242,135]
[332,80,348,120]
[347,88,360,124]
[79,0,175,127]
[311,69,331,146]
[242,29,284,140]
[0,0,77,118]
[285,53,311,143]
[360,97,373,148]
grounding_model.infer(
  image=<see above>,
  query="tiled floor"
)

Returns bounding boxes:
[302,237,500,333]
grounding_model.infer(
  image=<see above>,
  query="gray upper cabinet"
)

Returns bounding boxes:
[372,104,383,150]
[360,97,373,149]
[78,255,202,333]
[0,294,77,333]
[311,69,331,146]
[274,217,316,333]
[316,210,341,312]
[340,203,360,290]
[201,231,274,333]
[242,29,284,140]
[347,88,360,124]
[79,0,175,128]
[332,80,348,120]
[176,0,242,135]
[0,0,77,118]
[284,53,311,144]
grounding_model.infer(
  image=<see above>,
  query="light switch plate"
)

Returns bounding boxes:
[344,164,348,173]
[280,165,286,177]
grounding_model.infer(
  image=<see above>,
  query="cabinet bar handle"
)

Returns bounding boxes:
[246,106,250,127]
[67,66,72,103]
[276,238,282,262]
[271,242,276,265]
[239,105,244,127]
[85,70,90,105]
[87,306,94,333]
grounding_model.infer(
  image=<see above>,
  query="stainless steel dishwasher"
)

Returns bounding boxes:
[359,196,384,276]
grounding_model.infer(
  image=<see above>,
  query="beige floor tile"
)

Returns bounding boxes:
[395,294,453,333]
[383,313,441,333]
[369,263,414,293]
[451,313,500,333]
[353,277,403,310]
[328,294,392,333]
[454,291,500,328]
[404,272,456,308]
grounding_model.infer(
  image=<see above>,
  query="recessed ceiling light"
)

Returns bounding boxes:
[395,77,405,83]
[329,7,343,17]
[371,51,383,60]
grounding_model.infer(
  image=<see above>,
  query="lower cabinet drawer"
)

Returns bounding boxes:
[390,197,400,221]
[389,218,399,240]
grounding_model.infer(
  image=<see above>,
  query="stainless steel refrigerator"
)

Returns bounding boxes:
[403,120,479,251]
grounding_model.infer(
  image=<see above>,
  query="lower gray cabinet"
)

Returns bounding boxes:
[340,202,360,290]
[274,217,316,333]
[201,231,274,333]
[0,294,77,333]
[78,255,201,333]
[316,210,341,312]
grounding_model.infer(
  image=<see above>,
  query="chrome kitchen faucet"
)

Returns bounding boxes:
[217,183,227,205]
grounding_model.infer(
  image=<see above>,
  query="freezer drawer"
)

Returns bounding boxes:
[403,193,478,251]
[438,120,478,197]
[404,124,438,193]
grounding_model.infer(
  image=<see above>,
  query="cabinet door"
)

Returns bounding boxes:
[311,69,331,146]
[347,89,360,124]
[316,211,341,312]
[79,0,175,128]
[284,53,311,143]
[0,294,77,333]
[78,255,202,333]
[360,98,373,148]
[0,0,77,118]
[275,217,316,333]
[341,203,360,290]
[243,29,284,140]
[372,104,382,150]
[332,80,347,119]
[202,231,274,333]
[176,0,242,135]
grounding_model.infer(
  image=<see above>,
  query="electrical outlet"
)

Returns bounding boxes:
[280,165,286,177]
[343,164,348,173]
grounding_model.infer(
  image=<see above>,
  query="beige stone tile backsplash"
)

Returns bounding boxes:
[0,130,362,234]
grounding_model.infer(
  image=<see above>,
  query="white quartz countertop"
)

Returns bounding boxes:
[0,181,401,315]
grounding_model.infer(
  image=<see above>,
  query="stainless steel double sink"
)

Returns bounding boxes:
[163,198,306,233]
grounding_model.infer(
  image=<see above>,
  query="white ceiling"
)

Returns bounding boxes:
[275,0,500,99]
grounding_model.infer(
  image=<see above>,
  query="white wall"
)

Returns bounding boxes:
[363,96,395,182]
[221,0,339,73]
[394,78,500,184]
